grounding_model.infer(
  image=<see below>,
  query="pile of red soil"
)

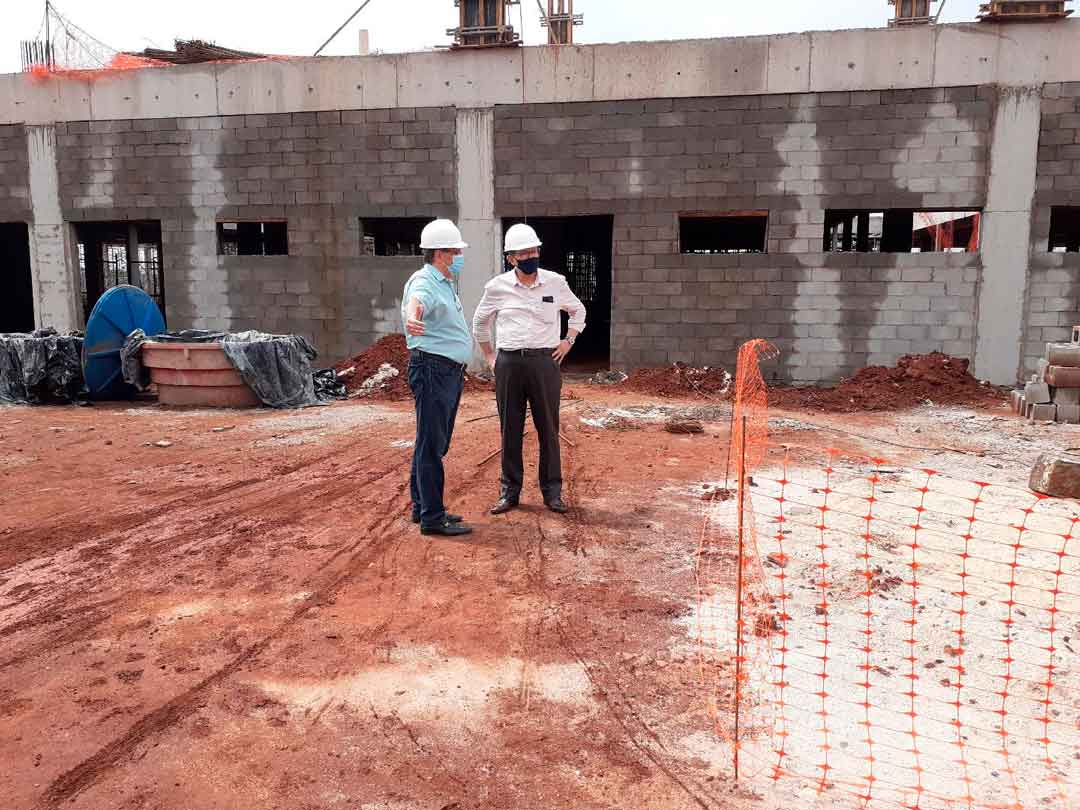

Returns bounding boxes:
[333,334,493,401]
[770,352,1006,413]
[624,362,732,399]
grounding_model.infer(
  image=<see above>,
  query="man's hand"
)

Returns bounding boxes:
[405,301,425,337]
[483,349,497,369]
[552,339,572,364]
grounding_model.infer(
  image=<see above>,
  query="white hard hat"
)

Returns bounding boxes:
[420,219,468,250]
[504,223,542,253]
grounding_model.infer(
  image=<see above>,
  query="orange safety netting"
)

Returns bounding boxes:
[28,52,172,82]
[697,340,1080,809]
[28,50,294,84]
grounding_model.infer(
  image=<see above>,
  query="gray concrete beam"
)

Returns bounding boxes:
[4,23,1080,125]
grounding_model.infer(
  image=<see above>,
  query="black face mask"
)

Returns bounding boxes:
[516,257,540,275]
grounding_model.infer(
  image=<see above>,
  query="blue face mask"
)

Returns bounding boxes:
[450,255,465,276]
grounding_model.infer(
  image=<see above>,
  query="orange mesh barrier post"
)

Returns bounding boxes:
[735,413,747,779]
[705,339,1080,810]
[730,339,776,781]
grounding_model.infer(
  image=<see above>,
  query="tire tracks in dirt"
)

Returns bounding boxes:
[0,450,408,674]
[336,448,501,799]
[37,460,410,808]
[554,443,727,810]
[1,431,393,573]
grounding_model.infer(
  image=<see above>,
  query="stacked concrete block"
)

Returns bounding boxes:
[495,87,990,379]
[54,108,457,360]
[0,124,32,222]
[1023,82,1080,377]
[1013,328,1080,422]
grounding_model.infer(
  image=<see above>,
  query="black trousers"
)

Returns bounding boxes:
[495,349,562,501]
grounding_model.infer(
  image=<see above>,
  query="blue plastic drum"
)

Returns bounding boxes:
[82,285,165,399]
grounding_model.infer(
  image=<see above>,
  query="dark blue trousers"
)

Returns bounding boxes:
[408,350,464,528]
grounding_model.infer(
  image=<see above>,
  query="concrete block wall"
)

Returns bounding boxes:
[494,88,990,380]
[0,124,31,222]
[54,107,456,360]
[1025,82,1080,375]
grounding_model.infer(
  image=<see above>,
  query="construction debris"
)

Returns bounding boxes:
[588,370,628,386]
[1011,335,1080,423]
[700,484,734,502]
[334,335,492,401]
[129,39,268,65]
[664,417,704,434]
[1030,453,1080,497]
[624,363,732,399]
[772,353,1004,413]
[354,363,400,398]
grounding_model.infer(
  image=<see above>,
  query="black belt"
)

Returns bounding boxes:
[499,347,556,356]
[410,349,465,371]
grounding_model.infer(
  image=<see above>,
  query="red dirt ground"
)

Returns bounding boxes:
[334,334,493,400]
[1,376,1037,810]
[0,390,768,810]
[769,352,1008,412]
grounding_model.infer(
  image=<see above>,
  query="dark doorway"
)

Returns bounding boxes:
[500,215,613,369]
[74,221,165,321]
[0,223,34,333]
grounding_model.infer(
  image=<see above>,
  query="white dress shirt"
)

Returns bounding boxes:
[472,268,587,350]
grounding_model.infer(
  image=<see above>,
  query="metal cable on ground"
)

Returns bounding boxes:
[314,0,377,57]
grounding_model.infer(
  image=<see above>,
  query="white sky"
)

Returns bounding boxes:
[3,0,987,75]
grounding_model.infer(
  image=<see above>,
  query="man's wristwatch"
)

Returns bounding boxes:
[565,336,576,346]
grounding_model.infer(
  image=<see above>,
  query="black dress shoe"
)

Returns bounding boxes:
[420,519,473,536]
[544,498,569,514]
[412,511,463,524]
[489,496,519,515]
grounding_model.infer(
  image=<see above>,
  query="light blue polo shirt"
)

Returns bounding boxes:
[401,264,473,366]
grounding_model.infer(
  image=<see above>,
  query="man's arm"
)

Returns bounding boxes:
[402,277,434,337]
[471,286,499,368]
[552,277,587,363]
[405,296,426,336]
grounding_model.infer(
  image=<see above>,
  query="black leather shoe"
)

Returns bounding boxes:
[544,498,569,514]
[489,496,519,515]
[412,511,463,524]
[420,519,473,536]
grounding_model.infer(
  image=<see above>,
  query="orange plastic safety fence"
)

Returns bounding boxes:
[28,52,172,82]
[697,341,1080,810]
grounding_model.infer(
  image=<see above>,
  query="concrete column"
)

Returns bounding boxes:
[454,107,501,369]
[26,125,80,331]
[974,86,1043,385]
[126,224,143,290]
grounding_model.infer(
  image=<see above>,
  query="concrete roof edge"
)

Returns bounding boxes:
[1,20,1077,125]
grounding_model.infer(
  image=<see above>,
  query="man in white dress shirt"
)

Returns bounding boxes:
[472,223,587,515]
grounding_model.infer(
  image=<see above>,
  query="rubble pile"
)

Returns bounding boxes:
[623,362,731,398]
[334,334,492,401]
[1013,331,1080,423]
[772,352,1004,413]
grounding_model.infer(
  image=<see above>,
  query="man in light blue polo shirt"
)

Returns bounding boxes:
[401,219,475,537]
